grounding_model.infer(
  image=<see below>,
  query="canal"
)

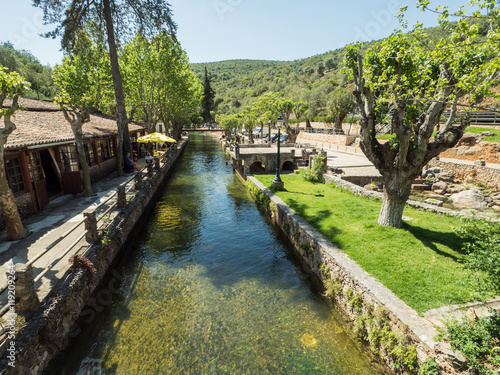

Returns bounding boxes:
[48,134,382,374]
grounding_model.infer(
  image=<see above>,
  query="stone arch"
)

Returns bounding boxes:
[250,160,266,174]
[282,160,295,172]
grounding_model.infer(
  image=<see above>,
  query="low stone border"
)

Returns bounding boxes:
[246,176,465,375]
[429,158,500,189]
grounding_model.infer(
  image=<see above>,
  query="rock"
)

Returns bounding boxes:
[492,205,500,212]
[450,189,489,208]
[432,181,448,194]
[481,131,498,137]
[427,167,442,174]
[464,145,482,155]
[458,132,479,146]
[424,198,444,207]
[466,307,478,323]
[449,185,466,193]
[435,342,467,370]
[437,172,455,182]
[474,160,486,166]
[456,146,469,156]
[364,184,378,191]
[412,184,431,191]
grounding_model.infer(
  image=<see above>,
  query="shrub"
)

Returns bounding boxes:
[453,218,500,293]
[300,153,326,182]
[439,309,500,375]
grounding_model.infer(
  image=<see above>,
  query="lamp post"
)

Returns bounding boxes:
[268,118,272,146]
[272,115,284,190]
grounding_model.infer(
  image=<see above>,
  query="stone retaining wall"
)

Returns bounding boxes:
[296,132,356,146]
[0,139,188,375]
[428,158,500,189]
[246,176,464,375]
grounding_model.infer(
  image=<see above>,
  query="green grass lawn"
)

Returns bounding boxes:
[376,126,500,142]
[466,126,500,142]
[254,173,492,314]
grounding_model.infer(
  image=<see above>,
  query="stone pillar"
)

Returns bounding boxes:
[154,157,160,170]
[83,209,98,243]
[147,164,153,178]
[10,263,40,315]
[117,186,126,208]
[134,173,143,190]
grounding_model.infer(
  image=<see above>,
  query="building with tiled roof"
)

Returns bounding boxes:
[2,98,145,225]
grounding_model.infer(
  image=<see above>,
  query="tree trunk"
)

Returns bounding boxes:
[172,121,183,141]
[103,0,129,175]
[73,128,93,197]
[378,176,413,228]
[305,118,311,128]
[334,118,343,132]
[287,127,300,143]
[0,139,28,240]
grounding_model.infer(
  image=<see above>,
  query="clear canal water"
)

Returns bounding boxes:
[48,133,383,375]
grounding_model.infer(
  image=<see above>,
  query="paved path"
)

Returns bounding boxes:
[0,160,148,317]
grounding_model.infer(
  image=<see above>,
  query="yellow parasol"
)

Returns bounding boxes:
[137,132,176,156]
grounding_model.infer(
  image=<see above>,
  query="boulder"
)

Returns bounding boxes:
[464,145,482,155]
[455,146,470,156]
[437,172,455,182]
[458,132,479,146]
[448,185,466,194]
[427,167,441,174]
[481,131,498,137]
[432,181,448,194]
[424,198,444,207]
[450,189,489,208]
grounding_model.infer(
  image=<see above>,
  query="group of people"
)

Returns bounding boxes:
[124,150,154,173]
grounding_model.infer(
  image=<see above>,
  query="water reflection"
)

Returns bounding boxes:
[48,134,381,375]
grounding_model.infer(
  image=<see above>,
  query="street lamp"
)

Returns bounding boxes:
[267,118,272,145]
[272,115,285,190]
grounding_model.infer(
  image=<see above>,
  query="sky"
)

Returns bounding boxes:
[0,0,463,67]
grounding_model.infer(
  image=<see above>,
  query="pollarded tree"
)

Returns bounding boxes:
[328,90,355,133]
[293,101,309,128]
[0,68,30,240]
[33,0,177,175]
[241,107,257,143]
[344,11,498,228]
[53,32,114,196]
[216,113,240,141]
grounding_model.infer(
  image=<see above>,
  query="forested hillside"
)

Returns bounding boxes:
[0,42,55,100]
[190,24,472,120]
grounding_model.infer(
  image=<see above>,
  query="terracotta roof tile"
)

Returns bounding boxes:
[6,110,145,150]
[3,97,60,111]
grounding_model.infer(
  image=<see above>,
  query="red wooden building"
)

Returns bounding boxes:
[2,98,145,225]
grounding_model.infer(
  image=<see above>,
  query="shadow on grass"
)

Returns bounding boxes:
[286,198,342,239]
[403,222,465,262]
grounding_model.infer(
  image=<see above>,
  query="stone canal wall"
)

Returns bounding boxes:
[246,176,463,375]
[0,139,188,375]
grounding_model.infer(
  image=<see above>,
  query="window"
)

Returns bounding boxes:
[6,157,25,195]
[59,145,79,172]
[28,151,44,182]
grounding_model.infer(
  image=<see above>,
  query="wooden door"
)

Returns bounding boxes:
[28,151,49,210]
[58,145,83,194]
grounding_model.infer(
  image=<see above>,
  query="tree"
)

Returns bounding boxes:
[53,33,112,196]
[216,113,240,141]
[275,97,301,143]
[293,101,309,128]
[241,107,257,143]
[201,67,216,124]
[344,6,498,227]
[325,58,337,71]
[0,68,30,240]
[328,90,355,132]
[33,0,177,175]
[317,62,325,77]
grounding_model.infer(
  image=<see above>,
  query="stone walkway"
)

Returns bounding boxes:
[0,160,148,319]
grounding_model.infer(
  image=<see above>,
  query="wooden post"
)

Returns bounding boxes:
[134,173,143,190]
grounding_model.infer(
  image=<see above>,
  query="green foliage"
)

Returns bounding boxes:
[439,309,500,375]
[201,67,216,123]
[300,153,327,182]
[0,42,54,99]
[453,218,500,293]
[323,277,341,298]
[418,358,441,375]
[328,89,355,126]
[282,221,290,235]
